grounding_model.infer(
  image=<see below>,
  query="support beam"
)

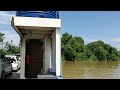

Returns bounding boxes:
[20,29,53,34]
[52,28,61,76]
[44,35,52,73]
[55,29,61,77]
[11,18,22,37]
[51,31,56,73]
[12,16,61,28]
[20,36,26,79]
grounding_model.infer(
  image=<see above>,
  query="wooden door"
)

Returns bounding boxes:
[25,39,43,78]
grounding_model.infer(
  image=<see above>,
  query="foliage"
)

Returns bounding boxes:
[0,32,20,55]
[1,31,120,61]
[62,32,120,61]
[0,32,5,44]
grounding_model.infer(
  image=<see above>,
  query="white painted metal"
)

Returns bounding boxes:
[20,36,26,79]
[11,16,61,79]
[44,35,52,73]
[51,31,56,73]
[12,16,61,28]
[55,29,61,76]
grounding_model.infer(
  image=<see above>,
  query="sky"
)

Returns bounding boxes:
[0,11,120,50]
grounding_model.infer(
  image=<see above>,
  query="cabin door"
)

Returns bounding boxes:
[25,39,43,78]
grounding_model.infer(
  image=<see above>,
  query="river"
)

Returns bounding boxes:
[62,61,120,79]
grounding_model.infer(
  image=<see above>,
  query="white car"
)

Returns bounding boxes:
[0,54,12,79]
[5,55,21,71]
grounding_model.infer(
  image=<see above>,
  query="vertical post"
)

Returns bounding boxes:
[50,48,52,69]
[42,37,45,74]
[20,36,26,79]
[51,31,56,73]
[44,35,52,73]
[55,28,61,77]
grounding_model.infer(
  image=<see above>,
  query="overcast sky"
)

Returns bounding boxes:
[0,11,120,51]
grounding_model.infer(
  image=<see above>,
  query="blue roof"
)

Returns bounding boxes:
[16,11,59,19]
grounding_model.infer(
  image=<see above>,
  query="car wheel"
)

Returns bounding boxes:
[1,71,5,79]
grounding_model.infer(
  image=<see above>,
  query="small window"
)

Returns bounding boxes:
[6,57,11,63]
[10,58,16,63]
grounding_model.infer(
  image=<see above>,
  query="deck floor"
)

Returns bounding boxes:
[37,74,57,79]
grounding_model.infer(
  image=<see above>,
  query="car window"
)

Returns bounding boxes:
[10,58,16,63]
[0,54,6,62]
[6,57,11,63]
[12,57,16,61]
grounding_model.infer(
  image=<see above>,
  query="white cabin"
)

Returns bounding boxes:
[11,16,62,79]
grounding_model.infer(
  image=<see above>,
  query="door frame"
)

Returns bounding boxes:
[25,38,45,78]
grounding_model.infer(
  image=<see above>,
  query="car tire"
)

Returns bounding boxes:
[1,71,5,79]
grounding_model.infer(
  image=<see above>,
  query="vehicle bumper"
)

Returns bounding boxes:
[11,64,18,70]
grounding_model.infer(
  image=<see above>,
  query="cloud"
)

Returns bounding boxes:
[0,11,19,46]
[108,38,120,51]
[109,43,120,51]
[111,38,120,43]
[1,29,20,46]
[0,11,15,25]
[100,38,120,51]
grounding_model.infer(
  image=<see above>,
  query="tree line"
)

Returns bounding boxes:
[0,32,20,55]
[62,32,120,61]
[1,31,120,61]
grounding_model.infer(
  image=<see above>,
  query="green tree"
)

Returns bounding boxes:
[0,32,6,54]
[11,45,20,54]
[0,32,5,44]
[0,32,20,55]
[61,32,85,61]
[75,52,87,61]
[89,54,97,61]
[63,44,76,61]
[61,32,73,45]
[0,32,5,50]
[4,41,20,55]
[95,46,107,61]
[61,32,120,61]
[74,36,84,45]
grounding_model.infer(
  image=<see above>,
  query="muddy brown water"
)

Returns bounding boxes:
[62,61,120,79]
